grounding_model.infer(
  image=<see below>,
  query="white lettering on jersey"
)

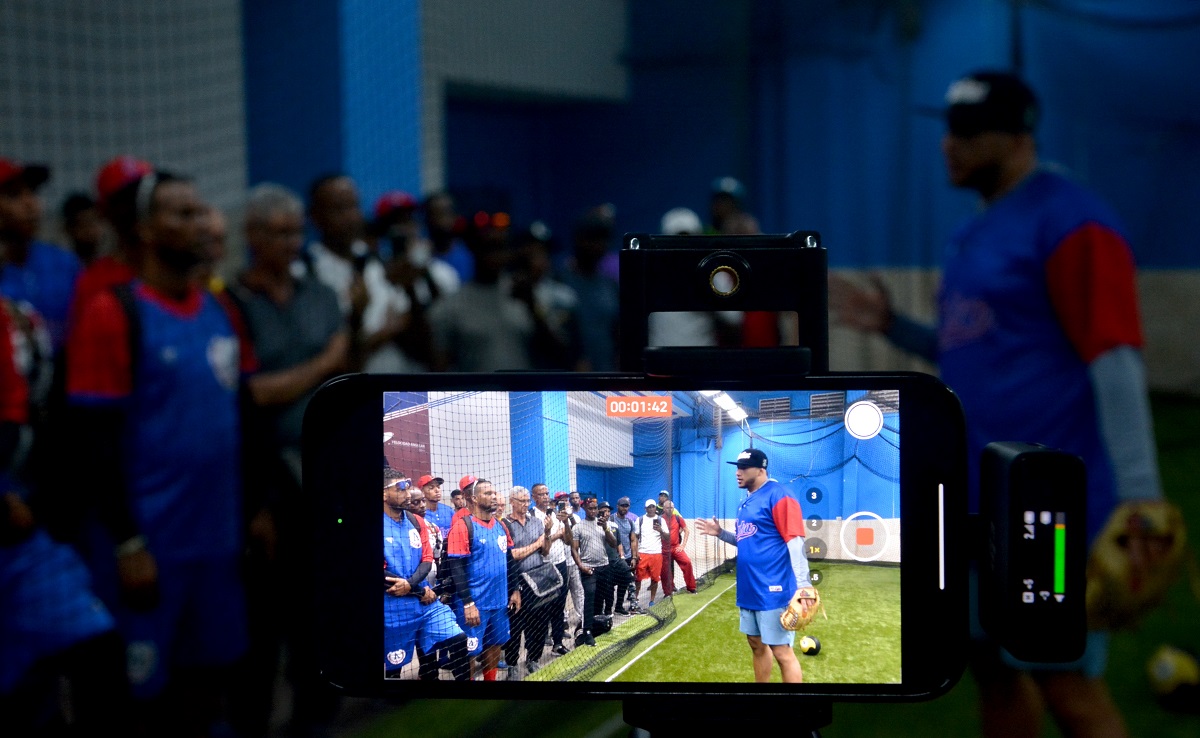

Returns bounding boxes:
[769,585,783,592]
[408,528,422,548]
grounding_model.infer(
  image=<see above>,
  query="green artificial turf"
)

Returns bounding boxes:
[611,563,900,684]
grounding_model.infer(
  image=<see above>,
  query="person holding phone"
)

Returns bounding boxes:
[634,499,670,606]
[697,448,813,683]
[569,495,614,647]
[531,484,573,656]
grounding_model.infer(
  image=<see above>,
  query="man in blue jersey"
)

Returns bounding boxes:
[830,71,1160,736]
[697,448,814,683]
[418,474,455,538]
[444,478,524,681]
[67,171,256,733]
[382,469,468,681]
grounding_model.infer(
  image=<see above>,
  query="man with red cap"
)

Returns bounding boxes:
[418,473,454,537]
[69,156,154,335]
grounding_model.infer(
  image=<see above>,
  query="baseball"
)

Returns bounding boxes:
[799,635,821,656]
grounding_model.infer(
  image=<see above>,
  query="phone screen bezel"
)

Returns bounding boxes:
[305,371,968,700]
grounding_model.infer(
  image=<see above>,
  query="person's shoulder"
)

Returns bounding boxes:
[1022,169,1126,241]
[32,240,82,268]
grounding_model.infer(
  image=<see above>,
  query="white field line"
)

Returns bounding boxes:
[605,580,737,682]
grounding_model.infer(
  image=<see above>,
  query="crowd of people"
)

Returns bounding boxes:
[382,469,703,682]
[0,153,748,734]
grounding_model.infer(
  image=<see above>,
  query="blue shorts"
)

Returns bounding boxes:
[0,531,115,693]
[739,606,795,647]
[117,555,248,698]
[454,603,511,656]
[968,567,1108,678]
[383,600,463,670]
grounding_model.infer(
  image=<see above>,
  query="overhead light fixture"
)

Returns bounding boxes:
[714,394,737,411]
[699,390,720,397]
[728,407,748,422]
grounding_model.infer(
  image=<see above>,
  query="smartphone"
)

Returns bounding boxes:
[306,371,967,700]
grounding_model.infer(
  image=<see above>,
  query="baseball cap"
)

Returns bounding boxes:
[710,176,746,201]
[727,448,769,469]
[374,190,418,221]
[554,491,570,501]
[459,475,478,492]
[95,156,153,208]
[0,159,50,191]
[617,497,631,506]
[944,71,1039,137]
[597,500,612,511]
[661,207,702,235]
[644,499,658,508]
[416,474,443,489]
[658,490,671,499]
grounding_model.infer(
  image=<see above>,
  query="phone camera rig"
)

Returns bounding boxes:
[613,232,1085,737]
[619,230,826,378]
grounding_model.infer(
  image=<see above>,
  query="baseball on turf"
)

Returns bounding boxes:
[799,635,821,656]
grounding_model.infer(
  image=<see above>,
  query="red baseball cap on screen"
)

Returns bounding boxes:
[459,475,477,492]
[417,474,443,489]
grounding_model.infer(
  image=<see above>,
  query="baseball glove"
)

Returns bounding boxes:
[1086,499,1190,631]
[780,586,824,631]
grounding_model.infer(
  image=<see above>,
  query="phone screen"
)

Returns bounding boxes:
[381,387,902,685]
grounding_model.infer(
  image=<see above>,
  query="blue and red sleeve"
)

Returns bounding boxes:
[66,290,132,403]
[446,516,471,557]
[1044,222,1144,363]
[0,305,29,425]
[419,518,433,563]
[215,290,260,375]
[771,493,807,544]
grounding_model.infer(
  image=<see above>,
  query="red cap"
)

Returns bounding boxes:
[417,474,444,489]
[374,191,418,221]
[0,159,50,190]
[553,491,569,500]
[95,156,153,207]
[459,475,478,492]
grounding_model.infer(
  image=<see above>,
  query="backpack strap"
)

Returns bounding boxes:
[111,282,142,388]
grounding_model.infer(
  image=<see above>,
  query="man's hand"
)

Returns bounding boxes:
[464,602,481,626]
[419,586,437,605]
[696,518,723,537]
[828,273,893,334]
[118,548,160,610]
[385,577,412,597]
[509,589,522,613]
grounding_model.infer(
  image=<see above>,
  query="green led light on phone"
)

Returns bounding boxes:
[337,518,343,524]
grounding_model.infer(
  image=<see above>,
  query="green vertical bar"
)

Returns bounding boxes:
[1054,524,1066,593]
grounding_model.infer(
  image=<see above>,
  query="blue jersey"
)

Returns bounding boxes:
[938,170,1138,539]
[0,240,81,351]
[68,283,249,560]
[447,515,512,611]
[425,501,456,538]
[734,480,807,611]
[383,512,432,627]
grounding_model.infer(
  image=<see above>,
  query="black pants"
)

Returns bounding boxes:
[598,558,634,615]
[505,581,550,667]
[549,561,570,646]
[580,564,607,638]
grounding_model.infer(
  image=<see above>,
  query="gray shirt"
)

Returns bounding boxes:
[504,513,545,573]
[229,275,343,448]
[573,515,609,569]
